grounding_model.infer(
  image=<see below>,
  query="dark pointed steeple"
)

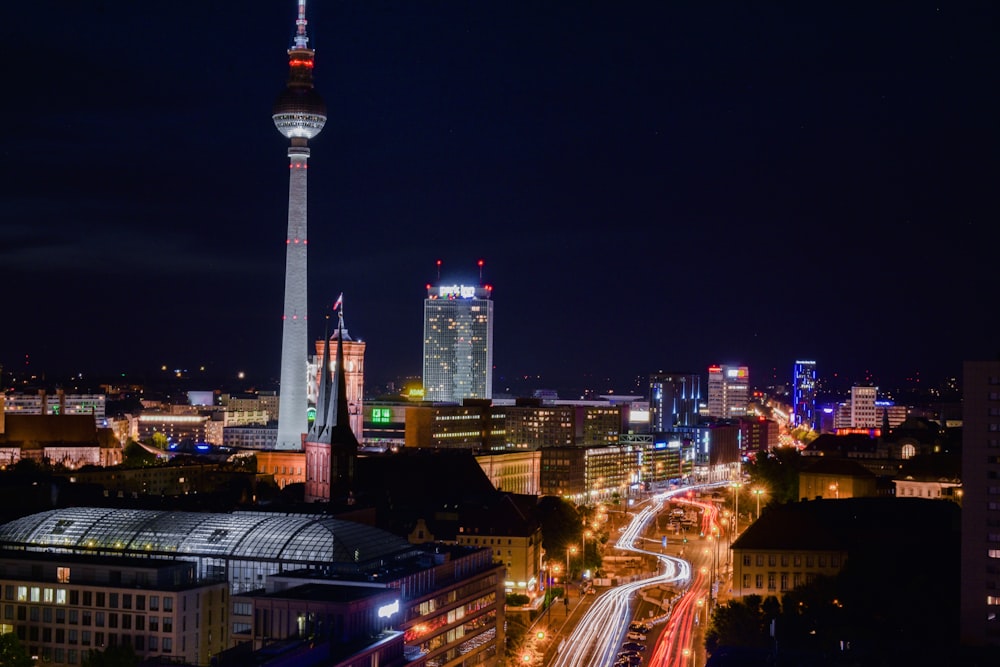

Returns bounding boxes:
[328,305,359,497]
[308,318,332,442]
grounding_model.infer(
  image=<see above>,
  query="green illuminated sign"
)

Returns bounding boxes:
[371,407,391,424]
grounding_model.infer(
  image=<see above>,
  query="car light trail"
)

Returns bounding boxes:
[548,483,728,667]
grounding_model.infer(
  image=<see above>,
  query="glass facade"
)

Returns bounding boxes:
[0,508,418,593]
[423,285,494,402]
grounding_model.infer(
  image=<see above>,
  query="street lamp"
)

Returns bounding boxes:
[752,488,765,519]
[731,481,742,536]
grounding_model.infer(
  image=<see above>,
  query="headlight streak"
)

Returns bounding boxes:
[549,484,726,667]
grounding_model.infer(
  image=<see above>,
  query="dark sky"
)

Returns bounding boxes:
[1,1,997,396]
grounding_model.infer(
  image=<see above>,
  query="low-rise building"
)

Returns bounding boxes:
[0,550,228,665]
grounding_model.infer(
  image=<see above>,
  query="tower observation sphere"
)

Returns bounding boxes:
[272,0,326,140]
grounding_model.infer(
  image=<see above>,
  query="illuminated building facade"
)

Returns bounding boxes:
[538,435,693,500]
[960,360,1000,646]
[404,400,622,452]
[405,401,506,452]
[133,413,214,445]
[707,365,749,418]
[311,318,366,442]
[475,451,542,495]
[231,545,504,667]
[422,283,494,402]
[274,0,326,451]
[0,509,505,666]
[738,416,779,456]
[2,390,106,427]
[304,318,360,503]
[648,372,702,430]
[848,385,878,428]
[0,415,121,469]
[0,551,228,665]
[792,360,817,428]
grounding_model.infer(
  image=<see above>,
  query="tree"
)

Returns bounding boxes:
[536,496,582,559]
[0,633,32,667]
[744,448,801,505]
[705,595,771,654]
[122,440,158,467]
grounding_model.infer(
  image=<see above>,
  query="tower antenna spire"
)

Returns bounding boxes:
[294,0,310,49]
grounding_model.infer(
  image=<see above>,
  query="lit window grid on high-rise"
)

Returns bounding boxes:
[708,365,749,418]
[423,297,494,402]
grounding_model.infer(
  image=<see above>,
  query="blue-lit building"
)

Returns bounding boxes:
[648,372,702,431]
[792,360,817,429]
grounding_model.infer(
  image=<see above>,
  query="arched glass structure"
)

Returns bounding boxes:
[0,508,416,592]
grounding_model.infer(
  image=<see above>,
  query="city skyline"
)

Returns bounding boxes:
[1,2,996,396]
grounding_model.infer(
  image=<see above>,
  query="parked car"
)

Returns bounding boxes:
[626,631,647,641]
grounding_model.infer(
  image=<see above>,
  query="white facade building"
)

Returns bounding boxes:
[707,365,749,418]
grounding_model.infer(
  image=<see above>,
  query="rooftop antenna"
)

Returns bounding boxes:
[478,258,484,284]
[293,0,309,49]
[436,259,442,282]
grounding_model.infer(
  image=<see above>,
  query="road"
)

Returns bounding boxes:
[545,484,729,667]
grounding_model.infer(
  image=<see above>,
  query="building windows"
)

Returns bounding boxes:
[767,573,776,591]
[755,574,763,589]
[57,567,71,583]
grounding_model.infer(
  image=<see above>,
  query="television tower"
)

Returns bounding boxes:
[274,0,326,450]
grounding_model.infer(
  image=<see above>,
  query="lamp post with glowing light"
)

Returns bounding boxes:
[731,481,742,537]
[753,487,765,519]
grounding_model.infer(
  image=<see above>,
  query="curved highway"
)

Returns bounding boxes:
[549,484,727,667]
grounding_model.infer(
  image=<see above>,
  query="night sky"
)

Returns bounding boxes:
[1,1,997,396]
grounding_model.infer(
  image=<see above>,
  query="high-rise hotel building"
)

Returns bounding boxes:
[422,283,494,403]
[792,360,817,429]
[960,360,1000,646]
[707,365,749,419]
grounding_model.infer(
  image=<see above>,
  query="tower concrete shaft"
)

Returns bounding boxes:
[275,143,311,449]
